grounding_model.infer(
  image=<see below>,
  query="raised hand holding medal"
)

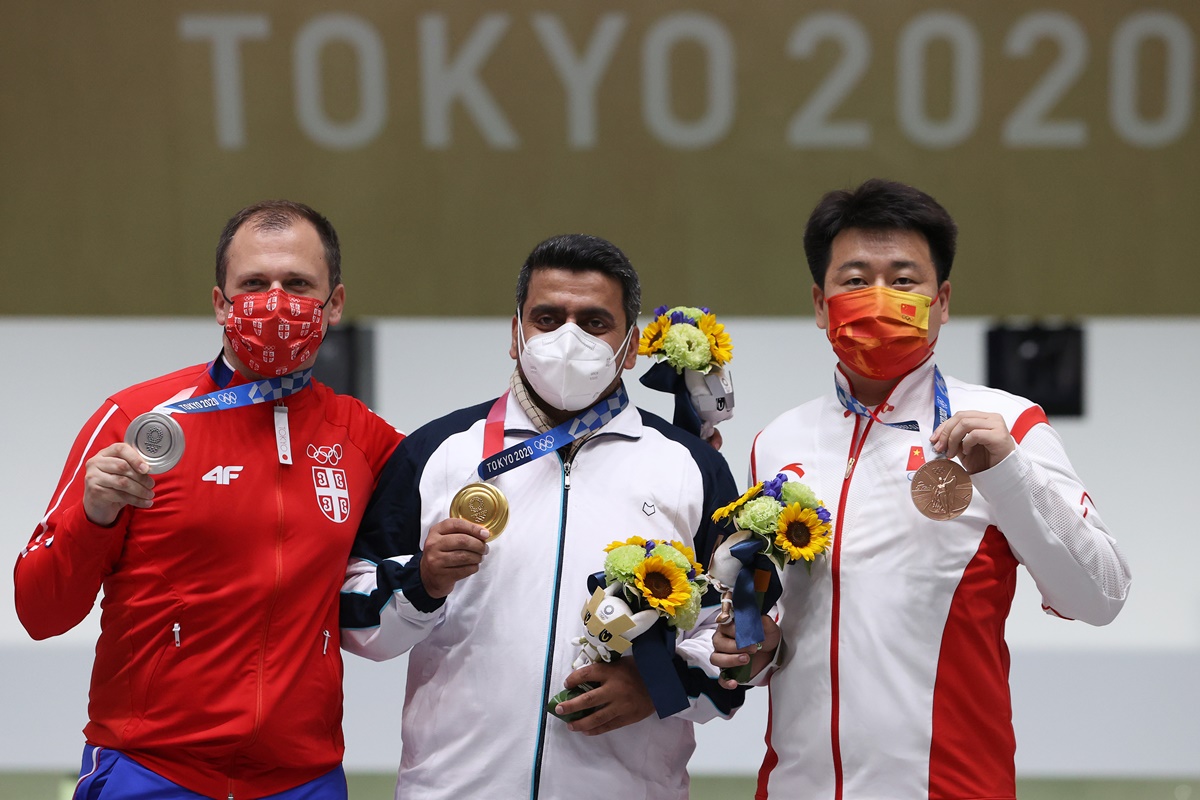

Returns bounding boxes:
[910,369,1023,521]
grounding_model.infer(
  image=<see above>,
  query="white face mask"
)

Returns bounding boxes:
[518,317,634,412]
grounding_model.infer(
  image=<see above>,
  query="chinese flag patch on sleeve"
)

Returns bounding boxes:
[906,445,926,470]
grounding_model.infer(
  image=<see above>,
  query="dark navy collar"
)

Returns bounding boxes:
[207,351,237,388]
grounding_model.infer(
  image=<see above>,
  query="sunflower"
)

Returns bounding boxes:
[638,316,671,356]
[604,535,647,553]
[633,556,694,616]
[711,482,764,523]
[697,313,733,367]
[774,503,832,562]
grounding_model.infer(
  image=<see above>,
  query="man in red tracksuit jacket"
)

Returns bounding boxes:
[14,200,402,799]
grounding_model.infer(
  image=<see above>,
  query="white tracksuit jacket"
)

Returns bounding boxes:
[340,388,744,800]
[750,360,1130,800]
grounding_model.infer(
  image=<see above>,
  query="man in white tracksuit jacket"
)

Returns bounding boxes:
[713,179,1131,799]
[342,234,744,799]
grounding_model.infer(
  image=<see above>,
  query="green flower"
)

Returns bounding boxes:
[673,584,704,630]
[662,324,712,373]
[780,481,819,510]
[650,542,692,572]
[735,496,784,537]
[604,545,646,585]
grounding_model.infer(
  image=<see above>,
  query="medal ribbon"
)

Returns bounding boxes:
[476,386,629,480]
[163,367,314,414]
[834,364,953,433]
[725,537,780,650]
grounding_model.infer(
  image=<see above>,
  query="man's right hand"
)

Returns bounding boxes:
[83,443,155,527]
[710,614,781,689]
[420,519,492,598]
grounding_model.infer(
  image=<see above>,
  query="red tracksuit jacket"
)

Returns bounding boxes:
[15,358,401,799]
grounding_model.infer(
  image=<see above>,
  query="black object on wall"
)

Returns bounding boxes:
[986,322,1084,417]
[313,323,375,407]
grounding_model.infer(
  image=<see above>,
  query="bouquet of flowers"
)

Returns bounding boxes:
[639,305,732,374]
[709,473,832,682]
[547,537,709,721]
[638,305,735,438]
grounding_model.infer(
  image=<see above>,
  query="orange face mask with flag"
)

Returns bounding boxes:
[824,286,934,381]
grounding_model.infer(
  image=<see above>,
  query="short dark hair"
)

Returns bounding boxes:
[803,178,958,286]
[515,234,642,330]
[215,200,342,292]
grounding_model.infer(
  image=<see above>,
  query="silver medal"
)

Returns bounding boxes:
[124,412,185,474]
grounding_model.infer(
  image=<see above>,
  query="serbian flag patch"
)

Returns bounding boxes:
[906,445,926,470]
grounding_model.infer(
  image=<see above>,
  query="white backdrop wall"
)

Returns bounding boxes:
[1,316,1196,777]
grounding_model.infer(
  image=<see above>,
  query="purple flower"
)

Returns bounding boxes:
[700,306,711,314]
[669,310,691,325]
[644,541,657,557]
[652,305,668,317]
[816,506,832,523]
[687,568,697,581]
[762,472,788,499]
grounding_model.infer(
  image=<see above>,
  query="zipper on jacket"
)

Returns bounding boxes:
[323,629,331,655]
[246,452,287,749]
[830,415,873,800]
[172,622,181,648]
[529,456,572,800]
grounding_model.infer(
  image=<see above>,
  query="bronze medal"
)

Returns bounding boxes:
[450,482,509,541]
[911,458,973,521]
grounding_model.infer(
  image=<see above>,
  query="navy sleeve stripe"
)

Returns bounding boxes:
[340,552,445,629]
[674,658,747,716]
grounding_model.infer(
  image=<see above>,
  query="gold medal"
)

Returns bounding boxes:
[911,458,973,521]
[450,482,509,541]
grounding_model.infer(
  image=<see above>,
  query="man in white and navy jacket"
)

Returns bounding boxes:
[341,234,744,800]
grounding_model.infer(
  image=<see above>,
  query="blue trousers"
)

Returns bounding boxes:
[71,745,348,800]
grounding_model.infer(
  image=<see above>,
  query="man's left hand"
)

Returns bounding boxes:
[931,411,1015,474]
[556,658,655,735]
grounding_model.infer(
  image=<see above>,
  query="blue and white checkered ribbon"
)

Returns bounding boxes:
[477,386,629,481]
[164,368,314,414]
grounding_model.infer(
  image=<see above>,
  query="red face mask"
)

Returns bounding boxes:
[223,287,327,377]
[824,286,934,381]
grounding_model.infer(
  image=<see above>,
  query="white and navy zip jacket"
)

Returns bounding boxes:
[750,359,1131,799]
[341,385,744,800]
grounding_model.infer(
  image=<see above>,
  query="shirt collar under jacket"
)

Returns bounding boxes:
[835,356,941,435]
[506,368,642,445]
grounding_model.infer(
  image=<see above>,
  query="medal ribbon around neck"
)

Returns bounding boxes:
[476,385,630,480]
[161,367,315,415]
[833,368,941,432]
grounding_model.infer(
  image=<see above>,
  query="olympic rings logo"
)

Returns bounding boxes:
[533,436,555,452]
[217,392,238,405]
[307,443,343,465]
